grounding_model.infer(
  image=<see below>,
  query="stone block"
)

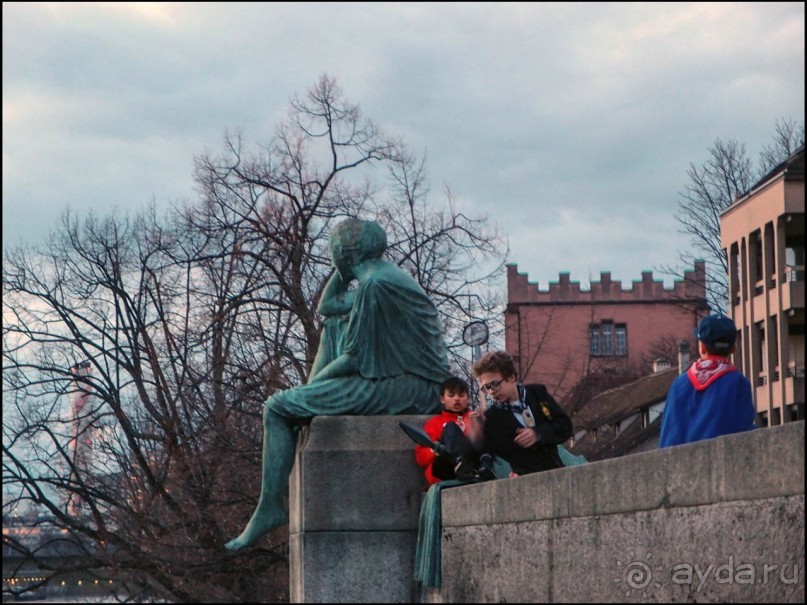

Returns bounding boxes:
[291,531,419,603]
[441,496,804,603]
[666,421,805,507]
[550,496,805,603]
[440,520,552,603]
[290,415,428,533]
[289,415,430,603]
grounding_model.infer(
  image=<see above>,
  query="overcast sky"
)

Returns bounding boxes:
[3,2,804,290]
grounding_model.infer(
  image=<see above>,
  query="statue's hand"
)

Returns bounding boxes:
[308,353,357,382]
[318,272,357,317]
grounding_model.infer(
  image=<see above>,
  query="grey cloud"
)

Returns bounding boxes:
[3,2,804,287]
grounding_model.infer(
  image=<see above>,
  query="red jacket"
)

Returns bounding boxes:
[415,410,474,485]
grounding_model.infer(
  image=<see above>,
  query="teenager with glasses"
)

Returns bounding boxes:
[468,350,573,476]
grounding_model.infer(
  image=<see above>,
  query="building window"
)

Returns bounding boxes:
[641,407,650,429]
[590,326,600,356]
[785,242,805,282]
[730,245,741,305]
[590,321,627,357]
[770,315,779,382]
[756,320,766,385]
[757,411,768,427]
[753,230,763,289]
[615,326,627,356]
[602,322,613,355]
[649,401,665,424]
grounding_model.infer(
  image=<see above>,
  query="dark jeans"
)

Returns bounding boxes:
[431,422,481,481]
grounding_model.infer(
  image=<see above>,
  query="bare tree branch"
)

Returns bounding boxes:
[3,73,504,602]
[661,118,804,312]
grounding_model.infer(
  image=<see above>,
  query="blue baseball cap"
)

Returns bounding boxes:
[694,314,737,350]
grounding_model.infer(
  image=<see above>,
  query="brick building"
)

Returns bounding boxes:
[505,262,709,404]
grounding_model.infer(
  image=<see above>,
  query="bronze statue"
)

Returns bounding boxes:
[226,218,450,550]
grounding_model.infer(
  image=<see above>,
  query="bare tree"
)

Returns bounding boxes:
[2,74,504,602]
[376,148,506,368]
[192,75,505,370]
[3,207,289,602]
[662,117,804,312]
[759,117,805,175]
[639,333,698,372]
[665,137,754,312]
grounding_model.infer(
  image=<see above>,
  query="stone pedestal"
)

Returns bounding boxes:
[289,415,430,603]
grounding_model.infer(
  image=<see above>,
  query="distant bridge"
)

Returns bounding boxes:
[2,519,123,601]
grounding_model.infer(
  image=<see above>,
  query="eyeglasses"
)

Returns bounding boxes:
[479,378,505,393]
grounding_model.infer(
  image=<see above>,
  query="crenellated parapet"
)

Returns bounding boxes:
[507,260,707,305]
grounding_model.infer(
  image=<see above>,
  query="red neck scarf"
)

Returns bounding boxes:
[687,355,737,391]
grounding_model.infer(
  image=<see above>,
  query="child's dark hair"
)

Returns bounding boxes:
[703,340,735,357]
[440,376,469,395]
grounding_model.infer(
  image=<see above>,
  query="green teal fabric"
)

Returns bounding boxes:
[413,449,584,588]
[343,265,449,382]
[492,446,585,477]
[414,479,467,588]
[558,444,587,466]
[493,456,513,477]
[271,259,451,419]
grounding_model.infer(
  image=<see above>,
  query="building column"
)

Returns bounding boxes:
[762,223,775,421]
[775,216,789,422]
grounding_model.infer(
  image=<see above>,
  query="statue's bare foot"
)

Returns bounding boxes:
[225,507,288,551]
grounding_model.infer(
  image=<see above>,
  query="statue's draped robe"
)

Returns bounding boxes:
[268,261,451,419]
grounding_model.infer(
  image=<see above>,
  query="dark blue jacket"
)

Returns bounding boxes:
[659,358,755,447]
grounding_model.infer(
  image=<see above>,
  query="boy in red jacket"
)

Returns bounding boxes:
[415,376,495,485]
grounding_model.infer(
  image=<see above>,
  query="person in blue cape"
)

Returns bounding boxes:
[226,218,450,550]
[659,313,755,448]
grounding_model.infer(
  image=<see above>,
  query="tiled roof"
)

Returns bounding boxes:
[567,368,678,461]
[570,415,662,462]
[571,368,678,430]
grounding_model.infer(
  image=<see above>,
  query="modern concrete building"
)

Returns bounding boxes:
[505,262,708,404]
[720,145,805,426]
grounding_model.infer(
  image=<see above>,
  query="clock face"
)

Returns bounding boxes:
[462,321,489,346]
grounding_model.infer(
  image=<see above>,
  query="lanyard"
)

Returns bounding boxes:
[516,384,536,428]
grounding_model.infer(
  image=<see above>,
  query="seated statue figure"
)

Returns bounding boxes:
[226,218,451,550]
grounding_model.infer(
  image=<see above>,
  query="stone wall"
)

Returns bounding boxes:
[437,421,804,603]
[289,417,803,603]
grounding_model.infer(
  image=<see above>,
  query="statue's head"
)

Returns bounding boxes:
[329,219,387,278]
